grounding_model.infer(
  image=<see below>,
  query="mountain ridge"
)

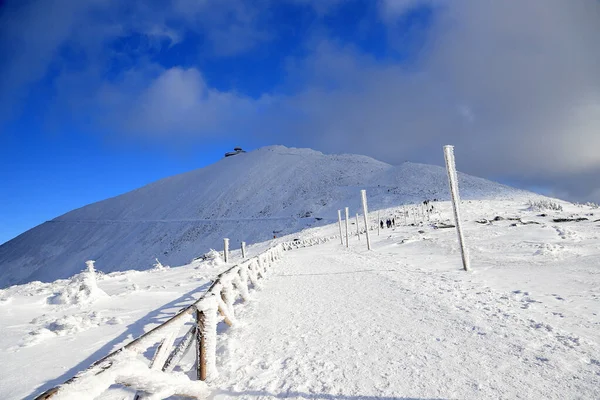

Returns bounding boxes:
[0,145,535,287]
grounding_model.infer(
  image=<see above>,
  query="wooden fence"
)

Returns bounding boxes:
[35,237,332,399]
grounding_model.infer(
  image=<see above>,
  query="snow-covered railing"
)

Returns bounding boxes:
[280,236,333,251]
[35,237,331,399]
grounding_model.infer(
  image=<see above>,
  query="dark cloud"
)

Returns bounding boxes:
[254,1,600,202]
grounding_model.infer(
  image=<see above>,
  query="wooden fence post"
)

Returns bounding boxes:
[223,238,230,263]
[196,310,207,381]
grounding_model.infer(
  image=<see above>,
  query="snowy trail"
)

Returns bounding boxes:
[213,241,599,400]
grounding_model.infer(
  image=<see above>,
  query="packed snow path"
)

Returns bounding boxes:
[213,241,599,399]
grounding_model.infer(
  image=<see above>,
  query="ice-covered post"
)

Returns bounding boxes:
[377,210,380,236]
[337,210,344,245]
[355,213,360,240]
[223,238,230,263]
[241,241,246,259]
[361,189,372,250]
[344,207,350,247]
[443,145,470,271]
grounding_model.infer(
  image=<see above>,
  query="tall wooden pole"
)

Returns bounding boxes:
[223,238,230,263]
[344,207,350,247]
[361,189,372,250]
[337,210,344,245]
[444,145,470,271]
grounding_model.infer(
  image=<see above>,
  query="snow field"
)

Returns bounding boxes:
[0,199,598,398]
[32,238,329,399]
[210,200,599,399]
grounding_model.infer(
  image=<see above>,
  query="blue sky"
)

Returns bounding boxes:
[1,0,599,244]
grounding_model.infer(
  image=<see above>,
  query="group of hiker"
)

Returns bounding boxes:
[378,199,438,230]
[380,218,396,229]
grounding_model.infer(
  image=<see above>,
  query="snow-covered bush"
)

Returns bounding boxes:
[527,199,563,212]
[196,249,225,268]
[153,258,169,271]
[47,260,108,305]
[574,201,599,209]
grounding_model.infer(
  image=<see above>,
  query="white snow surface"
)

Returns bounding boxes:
[0,199,599,399]
[0,145,534,287]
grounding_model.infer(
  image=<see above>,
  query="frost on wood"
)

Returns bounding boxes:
[199,298,218,379]
[361,189,372,250]
[219,280,237,325]
[233,269,250,302]
[51,349,209,400]
[443,145,471,271]
[33,238,327,399]
[344,207,350,247]
[163,325,196,372]
[47,260,108,305]
[223,238,230,263]
[338,210,344,244]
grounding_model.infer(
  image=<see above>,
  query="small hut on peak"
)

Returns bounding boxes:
[224,147,246,157]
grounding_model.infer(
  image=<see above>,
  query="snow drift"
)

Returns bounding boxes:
[0,145,531,287]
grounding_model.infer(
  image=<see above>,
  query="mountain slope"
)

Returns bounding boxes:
[0,145,532,287]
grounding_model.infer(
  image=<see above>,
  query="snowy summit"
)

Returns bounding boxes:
[0,146,529,287]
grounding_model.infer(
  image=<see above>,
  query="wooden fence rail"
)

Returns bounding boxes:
[35,236,333,400]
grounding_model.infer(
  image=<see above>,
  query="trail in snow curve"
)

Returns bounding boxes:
[212,241,599,400]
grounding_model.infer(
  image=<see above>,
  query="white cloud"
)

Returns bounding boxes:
[94,66,270,140]
[242,0,600,201]
[2,0,599,201]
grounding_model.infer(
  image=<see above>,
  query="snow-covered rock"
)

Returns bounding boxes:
[47,261,108,305]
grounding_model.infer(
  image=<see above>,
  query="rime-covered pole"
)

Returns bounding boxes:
[356,213,360,240]
[361,189,372,250]
[223,238,230,263]
[337,210,344,245]
[377,210,380,236]
[241,241,246,259]
[443,145,471,271]
[344,207,350,247]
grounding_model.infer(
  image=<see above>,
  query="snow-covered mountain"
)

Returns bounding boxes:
[0,145,532,287]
